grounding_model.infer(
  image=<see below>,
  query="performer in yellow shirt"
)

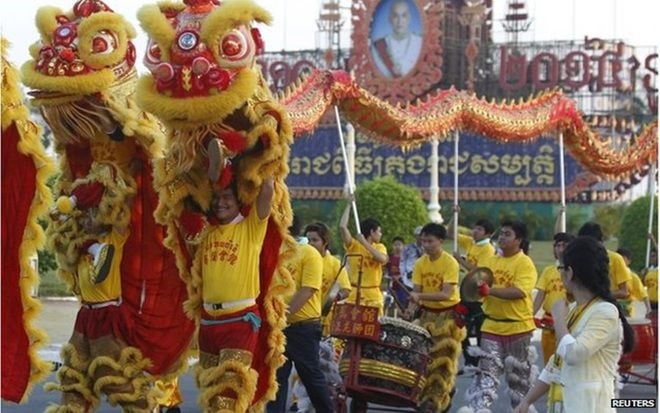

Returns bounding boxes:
[46,208,159,412]
[644,266,658,309]
[459,220,538,413]
[578,222,631,299]
[644,235,658,310]
[303,222,351,335]
[533,233,574,364]
[339,200,388,313]
[447,210,496,271]
[268,222,333,413]
[197,178,273,412]
[616,247,653,318]
[408,223,465,412]
[447,208,496,369]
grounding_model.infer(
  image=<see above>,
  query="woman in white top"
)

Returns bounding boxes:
[514,236,635,413]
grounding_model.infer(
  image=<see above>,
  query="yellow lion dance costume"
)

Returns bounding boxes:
[136,0,295,411]
[21,0,195,411]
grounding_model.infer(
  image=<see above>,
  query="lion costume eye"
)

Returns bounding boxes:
[91,31,117,54]
[219,29,251,61]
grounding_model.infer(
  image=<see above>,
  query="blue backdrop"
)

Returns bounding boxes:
[287,127,583,190]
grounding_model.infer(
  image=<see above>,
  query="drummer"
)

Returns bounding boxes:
[303,222,352,335]
[533,232,574,363]
[408,223,465,412]
[447,207,496,371]
[339,200,388,313]
[459,220,538,412]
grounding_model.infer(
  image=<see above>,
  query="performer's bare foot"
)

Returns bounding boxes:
[207,138,224,182]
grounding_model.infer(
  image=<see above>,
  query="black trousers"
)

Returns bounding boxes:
[267,322,334,413]
[461,301,485,367]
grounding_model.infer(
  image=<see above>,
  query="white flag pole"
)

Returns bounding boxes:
[453,130,460,253]
[646,163,657,268]
[559,131,567,232]
[335,106,360,233]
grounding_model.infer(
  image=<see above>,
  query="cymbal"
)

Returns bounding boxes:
[460,267,494,302]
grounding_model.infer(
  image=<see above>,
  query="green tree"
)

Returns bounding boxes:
[618,195,658,272]
[331,176,429,252]
[594,203,627,239]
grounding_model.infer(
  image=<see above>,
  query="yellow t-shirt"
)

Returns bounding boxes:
[481,251,537,335]
[457,233,496,267]
[286,244,323,323]
[411,252,460,309]
[345,238,387,310]
[535,265,566,314]
[626,271,648,318]
[644,268,658,303]
[78,230,129,303]
[201,206,268,315]
[608,249,632,294]
[320,253,351,304]
[628,271,648,301]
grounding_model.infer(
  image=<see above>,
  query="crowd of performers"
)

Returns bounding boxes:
[2,0,657,412]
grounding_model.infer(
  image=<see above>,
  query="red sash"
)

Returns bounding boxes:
[374,38,400,78]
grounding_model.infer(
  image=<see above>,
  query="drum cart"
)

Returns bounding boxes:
[618,314,658,386]
[331,254,432,412]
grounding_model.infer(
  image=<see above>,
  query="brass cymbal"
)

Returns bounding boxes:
[460,267,494,302]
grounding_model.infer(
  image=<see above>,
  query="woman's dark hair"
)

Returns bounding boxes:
[562,236,634,354]
[304,222,331,246]
[392,236,405,244]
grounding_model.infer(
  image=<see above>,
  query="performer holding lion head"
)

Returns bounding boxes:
[21,0,195,411]
[136,0,295,411]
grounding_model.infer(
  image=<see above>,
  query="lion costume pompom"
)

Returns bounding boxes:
[136,0,295,411]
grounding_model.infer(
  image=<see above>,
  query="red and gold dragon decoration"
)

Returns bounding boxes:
[281,69,657,179]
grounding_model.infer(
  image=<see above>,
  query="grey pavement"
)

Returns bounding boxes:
[2,299,657,412]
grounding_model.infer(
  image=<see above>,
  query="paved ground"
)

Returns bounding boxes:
[2,299,657,412]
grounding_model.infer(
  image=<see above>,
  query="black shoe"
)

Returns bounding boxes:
[164,407,181,413]
[91,244,115,284]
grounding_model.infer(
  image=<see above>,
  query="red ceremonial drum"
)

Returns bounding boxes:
[339,316,431,408]
[619,318,657,371]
